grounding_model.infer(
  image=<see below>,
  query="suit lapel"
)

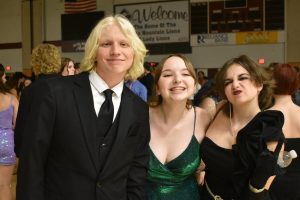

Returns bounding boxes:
[101,87,134,173]
[73,73,99,171]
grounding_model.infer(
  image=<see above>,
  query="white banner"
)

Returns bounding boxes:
[114,1,190,44]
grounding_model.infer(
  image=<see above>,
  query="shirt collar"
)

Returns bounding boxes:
[89,70,124,98]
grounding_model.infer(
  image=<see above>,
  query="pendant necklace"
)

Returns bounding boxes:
[229,103,235,137]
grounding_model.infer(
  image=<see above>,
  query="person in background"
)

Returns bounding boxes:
[14,43,61,157]
[5,72,25,99]
[197,70,208,87]
[23,77,32,88]
[292,66,300,106]
[200,55,285,200]
[139,62,155,102]
[147,54,211,200]
[16,14,150,200]
[268,63,300,200]
[189,69,202,101]
[197,81,220,119]
[74,62,82,74]
[60,57,75,76]
[125,77,147,102]
[18,76,33,94]
[193,74,213,106]
[0,63,19,200]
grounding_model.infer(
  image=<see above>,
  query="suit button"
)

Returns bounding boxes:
[100,143,106,148]
[97,182,102,188]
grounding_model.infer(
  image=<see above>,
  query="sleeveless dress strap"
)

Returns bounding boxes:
[8,94,14,108]
[193,106,196,135]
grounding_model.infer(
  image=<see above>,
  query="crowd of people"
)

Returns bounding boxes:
[0,14,299,200]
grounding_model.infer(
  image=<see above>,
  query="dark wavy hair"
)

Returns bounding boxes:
[215,55,275,116]
[0,64,9,94]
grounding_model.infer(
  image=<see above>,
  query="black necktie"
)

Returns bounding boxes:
[98,89,114,136]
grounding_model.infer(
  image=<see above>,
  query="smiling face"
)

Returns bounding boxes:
[224,64,262,106]
[156,56,196,103]
[95,23,134,82]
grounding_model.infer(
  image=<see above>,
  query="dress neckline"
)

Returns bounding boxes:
[204,111,269,151]
[150,107,198,166]
[150,135,198,166]
[203,136,234,151]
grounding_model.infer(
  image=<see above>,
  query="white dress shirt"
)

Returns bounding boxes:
[89,70,123,121]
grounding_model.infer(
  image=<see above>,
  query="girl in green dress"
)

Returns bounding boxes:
[147,54,211,200]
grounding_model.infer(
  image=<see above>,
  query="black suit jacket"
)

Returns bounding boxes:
[16,72,150,200]
[14,74,58,157]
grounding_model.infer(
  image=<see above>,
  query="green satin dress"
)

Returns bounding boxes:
[147,108,201,200]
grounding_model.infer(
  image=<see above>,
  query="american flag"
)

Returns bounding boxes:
[64,0,97,14]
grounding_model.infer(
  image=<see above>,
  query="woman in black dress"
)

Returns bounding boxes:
[268,63,300,200]
[200,55,285,200]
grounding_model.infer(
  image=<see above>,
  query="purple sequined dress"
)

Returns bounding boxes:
[0,103,16,165]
